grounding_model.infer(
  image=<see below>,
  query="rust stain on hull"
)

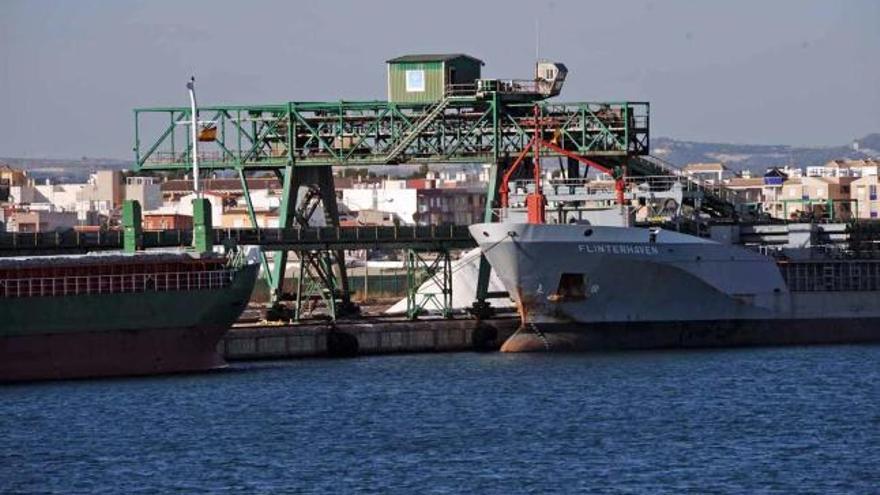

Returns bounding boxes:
[499,326,549,352]
[500,286,549,352]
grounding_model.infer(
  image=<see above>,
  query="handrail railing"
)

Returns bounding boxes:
[0,269,235,298]
[475,79,540,95]
[505,175,700,196]
[445,83,477,97]
[0,225,477,255]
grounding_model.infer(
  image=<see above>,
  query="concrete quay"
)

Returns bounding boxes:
[220,314,520,360]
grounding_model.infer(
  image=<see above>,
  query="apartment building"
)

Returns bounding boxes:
[0,163,28,202]
[4,209,79,232]
[77,170,123,214]
[683,162,730,184]
[779,176,854,220]
[851,174,880,219]
[340,179,486,226]
[807,159,880,178]
[124,176,162,211]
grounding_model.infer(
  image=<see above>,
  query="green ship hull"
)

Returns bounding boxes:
[0,262,258,382]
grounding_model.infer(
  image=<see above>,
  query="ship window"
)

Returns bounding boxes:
[555,273,586,301]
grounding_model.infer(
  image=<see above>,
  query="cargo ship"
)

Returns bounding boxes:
[0,252,258,382]
[471,222,880,352]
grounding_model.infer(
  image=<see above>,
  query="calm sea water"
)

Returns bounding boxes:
[2,346,879,494]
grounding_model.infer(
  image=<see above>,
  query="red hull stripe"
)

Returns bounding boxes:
[0,326,228,382]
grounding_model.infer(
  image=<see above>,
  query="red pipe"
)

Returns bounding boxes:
[498,136,536,208]
[538,139,626,206]
[497,106,629,223]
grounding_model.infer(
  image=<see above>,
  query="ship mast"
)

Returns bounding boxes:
[186,76,201,199]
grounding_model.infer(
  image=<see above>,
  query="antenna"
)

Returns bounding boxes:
[535,18,540,61]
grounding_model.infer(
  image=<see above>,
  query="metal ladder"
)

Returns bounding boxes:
[385,97,451,163]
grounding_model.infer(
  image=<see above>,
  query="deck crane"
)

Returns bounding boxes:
[498,105,627,223]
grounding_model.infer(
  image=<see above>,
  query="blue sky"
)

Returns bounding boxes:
[1,0,878,159]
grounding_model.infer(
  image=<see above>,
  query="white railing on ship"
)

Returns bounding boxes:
[0,269,235,299]
[506,176,697,196]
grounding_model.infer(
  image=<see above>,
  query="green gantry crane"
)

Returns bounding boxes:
[132,55,654,320]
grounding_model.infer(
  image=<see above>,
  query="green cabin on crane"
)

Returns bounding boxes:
[386,53,483,103]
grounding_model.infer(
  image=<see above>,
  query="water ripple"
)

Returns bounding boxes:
[2,346,879,494]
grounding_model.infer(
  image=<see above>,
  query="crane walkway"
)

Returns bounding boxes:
[134,100,650,170]
[0,225,476,256]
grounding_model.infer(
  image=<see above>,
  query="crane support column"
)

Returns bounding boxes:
[472,92,503,319]
[267,165,358,321]
[269,163,297,310]
[472,159,501,319]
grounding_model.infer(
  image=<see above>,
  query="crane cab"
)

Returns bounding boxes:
[535,61,567,98]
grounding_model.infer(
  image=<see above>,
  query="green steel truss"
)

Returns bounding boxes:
[132,94,650,321]
[134,98,649,171]
[405,249,453,320]
[295,250,341,320]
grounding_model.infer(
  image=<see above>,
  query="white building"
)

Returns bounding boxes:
[247,188,283,211]
[806,159,880,178]
[4,209,79,232]
[77,170,123,215]
[682,162,730,184]
[775,165,803,178]
[151,191,226,224]
[124,176,162,211]
[34,183,87,212]
[341,185,419,225]
[8,183,36,204]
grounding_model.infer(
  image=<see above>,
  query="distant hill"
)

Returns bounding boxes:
[652,133,880,174]
[0,157,133,183]
[3,133,880,181]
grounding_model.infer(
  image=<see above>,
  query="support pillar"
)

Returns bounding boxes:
[406,249,452,320]
[267,165,358,322]
[295,250,338,320]
[237,168,273,289]
[269,164,296,304]
[472,159,502,319]
[315,166,357,317]
[122,200,142,253]
[191,197,213,253]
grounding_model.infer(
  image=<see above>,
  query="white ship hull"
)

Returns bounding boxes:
[470,222,880,351]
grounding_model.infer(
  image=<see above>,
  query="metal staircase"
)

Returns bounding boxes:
[384,97,451,163]
[631,154,682,175]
